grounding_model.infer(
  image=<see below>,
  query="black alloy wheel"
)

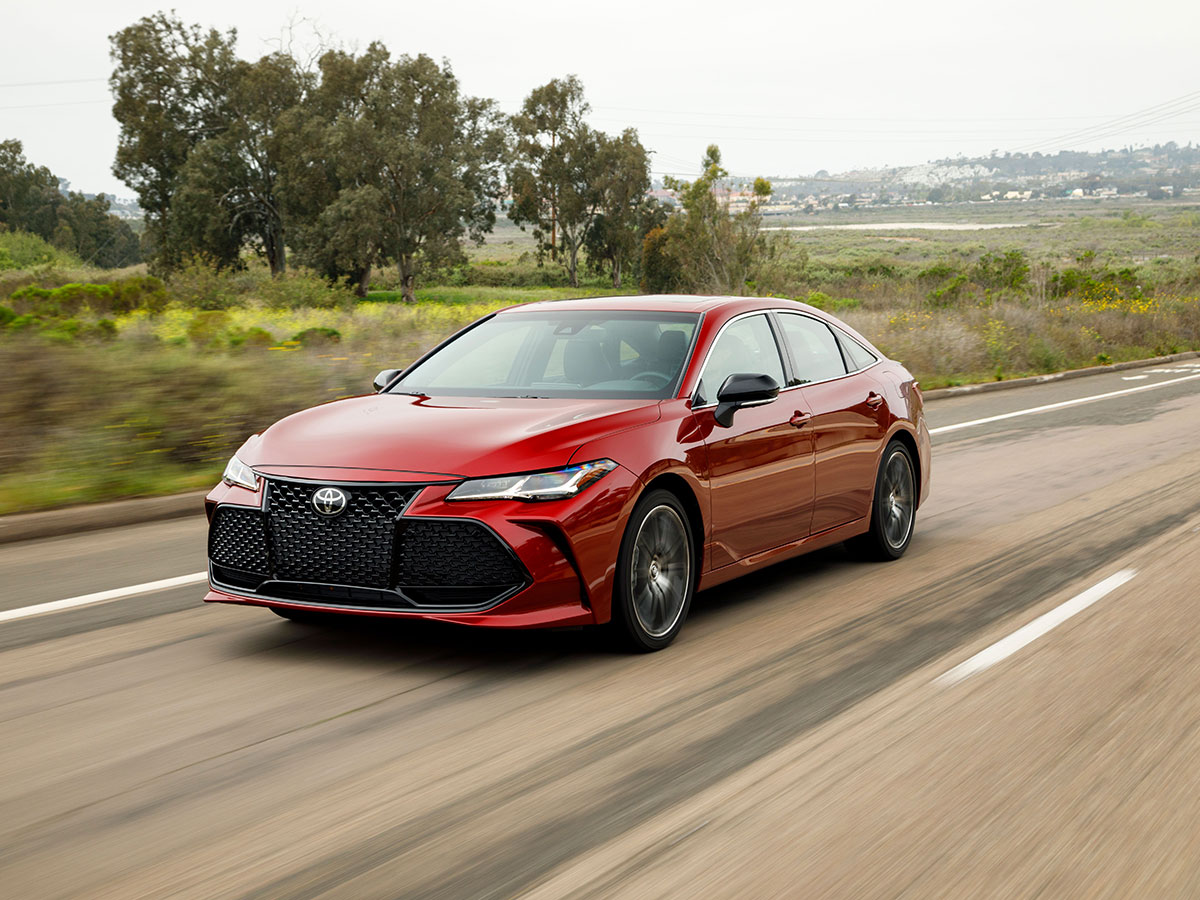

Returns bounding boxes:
[612,489,696,651]
[851,440,917,561]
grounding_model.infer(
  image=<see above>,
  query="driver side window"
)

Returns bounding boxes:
[696,314,785,405]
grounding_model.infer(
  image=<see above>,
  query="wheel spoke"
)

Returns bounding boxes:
[629,505,691,639]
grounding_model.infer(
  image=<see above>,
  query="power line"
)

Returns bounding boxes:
[0,99,109,111]
[0,77,107,89]
[1014,89,1200,153]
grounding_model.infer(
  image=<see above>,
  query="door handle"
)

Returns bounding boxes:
[865,392,884,409]
[789,411,812,428]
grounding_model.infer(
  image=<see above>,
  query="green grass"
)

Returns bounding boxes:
[2,201,1199,514]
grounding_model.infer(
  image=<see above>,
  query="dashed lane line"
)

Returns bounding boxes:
[929,372,1200,435]
[0,573,208,624]
[933,569,1137,686]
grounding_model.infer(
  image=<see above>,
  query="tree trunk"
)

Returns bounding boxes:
[266,227,286,277]
[355,263,371,299]
[568,244,579,288]
[400,255,417,303]
[612,256,622,289]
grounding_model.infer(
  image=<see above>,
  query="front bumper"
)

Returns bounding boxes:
[204,466,639,629]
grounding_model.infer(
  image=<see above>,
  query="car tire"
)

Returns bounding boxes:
[610,489,697,652]
[850,440,917,561]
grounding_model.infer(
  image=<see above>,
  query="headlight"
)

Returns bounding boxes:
[222,454,259,491]
[446,459,618,502]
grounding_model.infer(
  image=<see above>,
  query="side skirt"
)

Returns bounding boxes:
[697,517,868,592]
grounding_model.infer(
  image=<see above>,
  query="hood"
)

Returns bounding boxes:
[243,394,661,478]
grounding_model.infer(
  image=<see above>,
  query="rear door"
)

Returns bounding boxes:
[774,312,889,534]
[694,313,816,565]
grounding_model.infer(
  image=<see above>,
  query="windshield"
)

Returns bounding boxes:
[392,309,701,399]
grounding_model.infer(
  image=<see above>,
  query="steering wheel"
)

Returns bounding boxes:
[631,370,672,388]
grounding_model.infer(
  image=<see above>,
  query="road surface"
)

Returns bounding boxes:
[2,359,1200,898]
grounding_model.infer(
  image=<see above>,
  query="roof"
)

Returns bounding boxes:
[501,294,807,315]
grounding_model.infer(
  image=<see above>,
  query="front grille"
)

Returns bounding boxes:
[396,521,526,587]
[209,507,270,575]
[207,477,529,610]
[267,480,417,589]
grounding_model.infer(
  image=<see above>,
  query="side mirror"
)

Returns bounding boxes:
[714,372,780,427]
[373,368,402,393]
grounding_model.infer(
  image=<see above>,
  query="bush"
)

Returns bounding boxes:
[292,326,341,346]
[229,326,274,349]
[8,276,169,318]
[258,269,354,309]
[0,230,76,270]
[971,250,1029,291]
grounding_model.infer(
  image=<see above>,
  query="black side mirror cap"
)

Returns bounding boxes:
[714,372,780,427]
[373,368,402,393]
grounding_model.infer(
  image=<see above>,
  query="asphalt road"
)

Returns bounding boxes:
[3,359,1200,898]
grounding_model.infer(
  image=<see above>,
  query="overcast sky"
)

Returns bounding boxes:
[4,0,1198,198]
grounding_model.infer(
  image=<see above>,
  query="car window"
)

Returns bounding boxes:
[696,314,785,405]
[777,313,847,384]
[836,328,878,371]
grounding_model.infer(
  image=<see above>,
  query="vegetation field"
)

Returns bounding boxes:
[1,201,1198,515]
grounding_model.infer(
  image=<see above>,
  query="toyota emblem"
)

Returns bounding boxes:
[312,487,349,517]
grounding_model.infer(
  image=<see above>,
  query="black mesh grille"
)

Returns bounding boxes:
[267,480,417,588]
[208,507,270,574]
[207,478,529,610]
[396,521,525,587]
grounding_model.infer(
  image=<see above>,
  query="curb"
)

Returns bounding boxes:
[921,350,1200,401]
[2,350,1198,546]
[0,490,208,547]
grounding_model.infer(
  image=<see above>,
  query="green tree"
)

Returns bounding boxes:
[659,145,773,294]
[300,49,503,301]
[508,76,603,287]
[109,13,239,270]
[177,52,310,274]
[0,140,61,237]
[1,140,140,267]
[584,128,651,288]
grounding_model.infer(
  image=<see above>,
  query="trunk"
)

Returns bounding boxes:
[400,255,417,303]
[567,243,579,288]
[354,263,371,299]
[266,228,286,277]
[612,255,623,289]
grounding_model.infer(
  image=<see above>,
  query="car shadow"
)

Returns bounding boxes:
[225,542,867,670]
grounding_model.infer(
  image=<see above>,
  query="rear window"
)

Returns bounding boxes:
[776,313,847,384]
[836,329,878,371]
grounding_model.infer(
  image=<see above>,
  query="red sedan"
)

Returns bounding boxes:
[205,295,931,650]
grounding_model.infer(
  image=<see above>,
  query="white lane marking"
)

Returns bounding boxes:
[0,572,208,624]
[1121,375,1148,381]
[934,569,1137,686]
[930,372,1200,435]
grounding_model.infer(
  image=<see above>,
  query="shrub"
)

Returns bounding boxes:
[229,326,275,349]
[291,326,341,346]
[186,310,232,347]
[927,274,969,306]
[971,250,1029,291]
[257,269,354,309]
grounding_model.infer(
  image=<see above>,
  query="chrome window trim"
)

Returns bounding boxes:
[687,310,788,409]
[689,308,882,409]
